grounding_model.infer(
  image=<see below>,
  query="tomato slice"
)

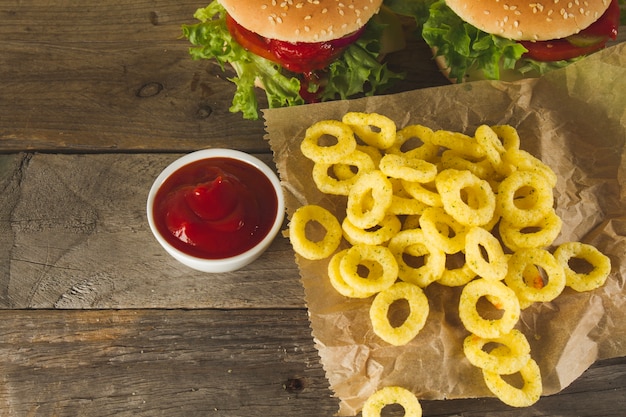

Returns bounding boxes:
[520,0,620,61]
[225,14,363,73]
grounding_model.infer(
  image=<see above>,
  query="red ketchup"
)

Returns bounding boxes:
[152,157,278,259]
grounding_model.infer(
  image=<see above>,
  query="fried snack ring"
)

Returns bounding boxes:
[342,112,396,150]
[289,205,342,260]
[300,119,356,164]
[436,169,496,227]
[440,150,496,181]
[362,386,422,417]
[499,209,562,251]
[370,282,430,346]
[388,124,439,161]
[475,125,508,175]
[465,227,508,281]
[503,148,558,188]
[342,215,402,246]
[388,229,446,288]
[379,154,438,183]
[346,170,393,229]
[438,259,476,287]
[553,242,611,292]
[339,244,398,294]
[482,348,542,408]
[429,130,484,159]
[459,278,521,339]
[496,170,554,228]
[312,149,376,195]
[332,145,382,181]
[388,194,430,216]
[419,207,468,254]
[402,180,443,207]
[328,249,377,299]
[504,248,566,307]
[490,125,521,152]
[463,330,531,375]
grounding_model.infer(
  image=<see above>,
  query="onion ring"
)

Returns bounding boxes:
[289,205,342,260]
[504,248,566,307]
[300,119,356,164]
[342,112,396,150]
[459,278,521,338]
[339,244,398,294]
[553,242,611,292]
[362,386,422,417]
[463,329,531,375]
[346,170,393,229]
[388,229,446,287]
[465,227,508,281]
[482,349,542,407]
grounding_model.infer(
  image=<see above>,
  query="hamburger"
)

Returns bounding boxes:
[420,0,621,82]
[182,0,408,119]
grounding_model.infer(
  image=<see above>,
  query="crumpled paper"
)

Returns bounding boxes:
[263,43,626,416]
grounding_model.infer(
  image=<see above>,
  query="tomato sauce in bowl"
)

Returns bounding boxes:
[147,149,285,272]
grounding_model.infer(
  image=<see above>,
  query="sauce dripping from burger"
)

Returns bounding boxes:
[225,14,364,102]
[520,0,620,62]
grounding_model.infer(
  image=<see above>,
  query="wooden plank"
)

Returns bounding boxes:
[0,309,623,417]
[0,153,303,309]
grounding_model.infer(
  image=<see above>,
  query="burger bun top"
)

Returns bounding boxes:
[219,0,383,43]
[445,0,612,41]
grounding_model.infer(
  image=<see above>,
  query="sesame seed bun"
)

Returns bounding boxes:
[219,0,383,43]
[445,0,612,41]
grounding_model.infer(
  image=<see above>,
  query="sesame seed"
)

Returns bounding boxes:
[304,15,311,20]
[304,25,310,31]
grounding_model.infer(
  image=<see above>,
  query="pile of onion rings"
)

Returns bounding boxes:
[287,112,612,411]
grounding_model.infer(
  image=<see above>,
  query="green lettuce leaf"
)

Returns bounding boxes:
[182,1,403,120]
[421,0,528,82]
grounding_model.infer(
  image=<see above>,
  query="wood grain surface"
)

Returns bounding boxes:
[1,0,625,415]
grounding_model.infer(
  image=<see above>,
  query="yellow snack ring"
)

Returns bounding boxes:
[504,248,566,306]
[289,205,342,260]
[419,206,468,254]
[300,119,356,164]
[465,226,508,281]
[388,229,446,288]
[430,130,484,159]
[389,124,439,161]
[459,278,520,339]
[312,149,376,195]
[553,242,611,292]
[482,350,542,408]
[436,169,496,227]
[475,125,506,173]
[379,153,438,183]
[463,330,531,375]
[370,282,430,346]
[328,249,377,299]
[440,150,496,181]
[346,170,393,229]
[342,215,402,246]
[490,125,521,152]
[339,244,398,294]
[401,180,443,207]
[503,148,558,188]
[438,259,477,287]
[496,170,554,228]
[362,386,422,417]
[342,111,396,150]
[331,145,381,181]
[499,209,562,251]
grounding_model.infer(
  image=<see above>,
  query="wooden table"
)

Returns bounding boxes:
[1,1,624,415]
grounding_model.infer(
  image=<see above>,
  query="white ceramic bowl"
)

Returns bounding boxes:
[147,149,285,273]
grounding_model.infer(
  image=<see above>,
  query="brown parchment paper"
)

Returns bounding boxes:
[263,43,626,416]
